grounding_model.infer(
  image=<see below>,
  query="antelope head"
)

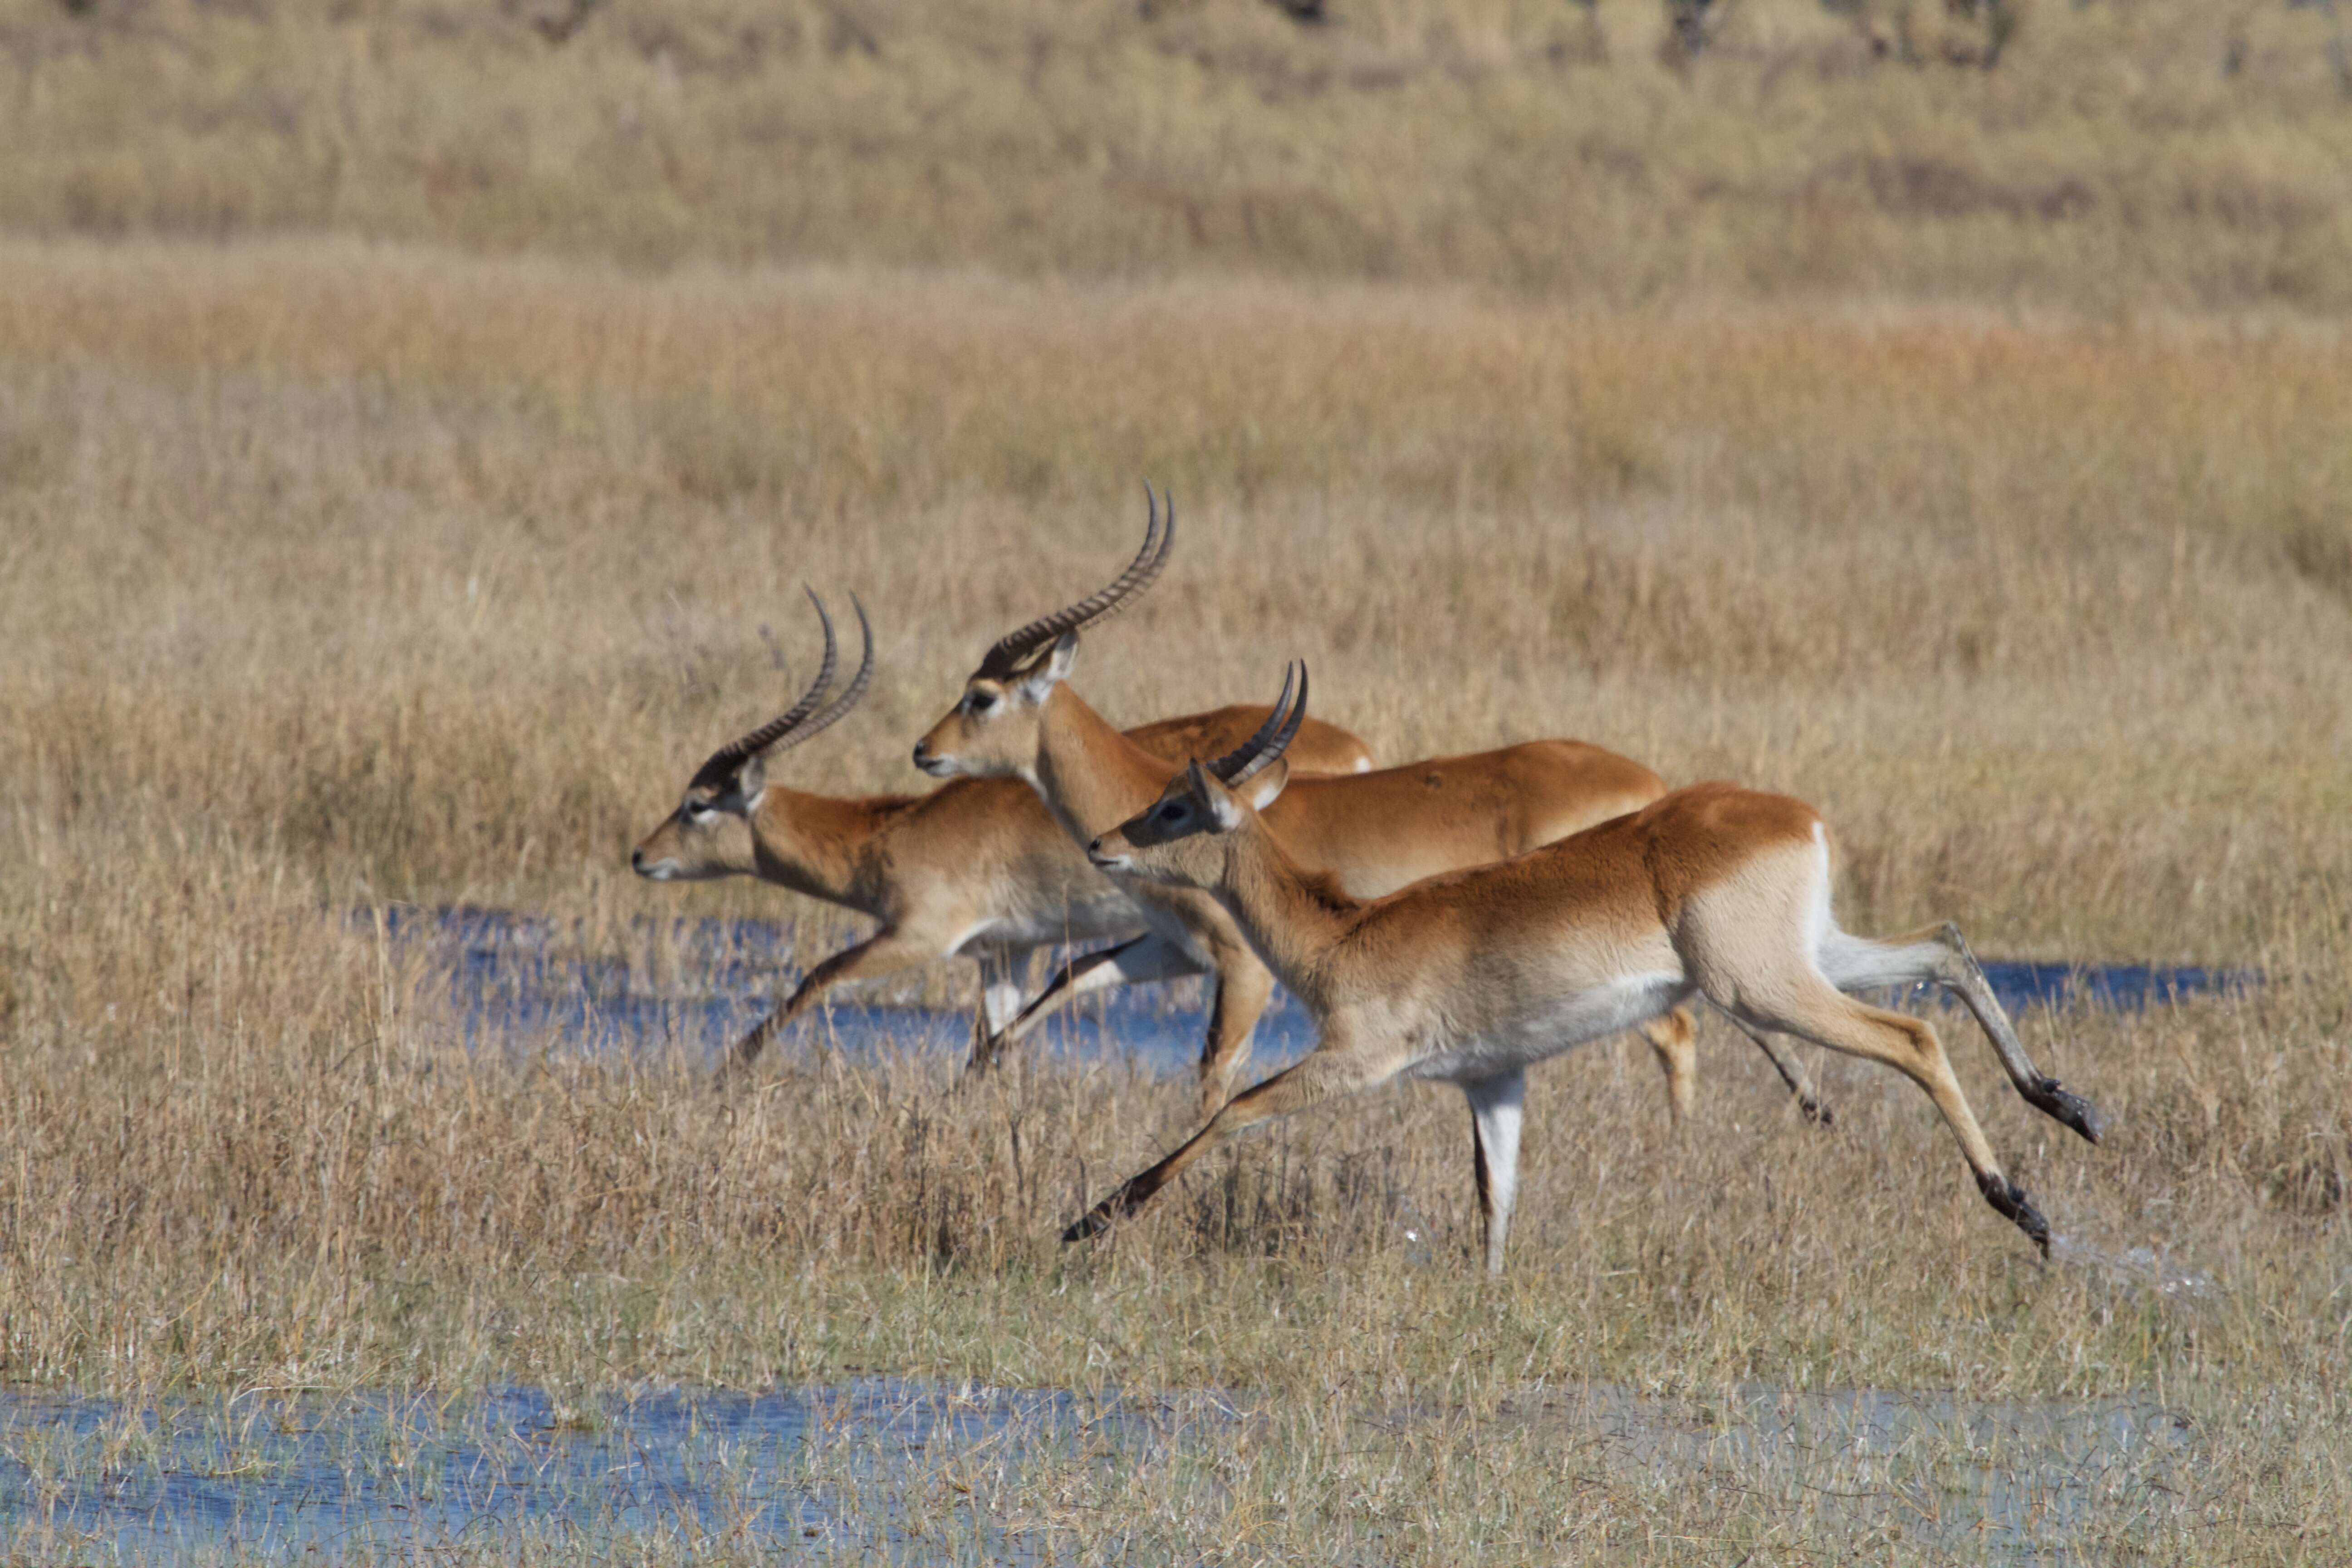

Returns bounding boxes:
[631,590,873,881]
[911,487,1176,781]
[1088,663,1306,887]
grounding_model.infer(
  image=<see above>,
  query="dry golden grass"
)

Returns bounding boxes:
[3,236,2344,960]
[0,234,2347,1558]
[5,5,2350,1558]
[5,0,2352,312]
[4,974,2349,1559]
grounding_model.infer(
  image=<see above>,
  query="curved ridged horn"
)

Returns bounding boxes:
[759,593,873,757]
[975,485,1176,679]
[1206,662,1308,787]
[691,588,839,789]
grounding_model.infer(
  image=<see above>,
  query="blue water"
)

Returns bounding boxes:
[370,906,2256,1074]
[0,1380,1173,1562]
[371,905,1330,1073]
[0,1378,2194,1563]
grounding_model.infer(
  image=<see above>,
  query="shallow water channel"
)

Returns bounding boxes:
[382,905,2253,1075]
[0,1377,2195,1562]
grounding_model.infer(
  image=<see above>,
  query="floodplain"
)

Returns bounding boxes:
[3,0,2351,1560]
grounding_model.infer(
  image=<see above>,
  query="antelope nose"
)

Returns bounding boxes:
[911,741,930,766]
[629,848,644,872]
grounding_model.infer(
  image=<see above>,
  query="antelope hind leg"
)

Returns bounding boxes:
[1634,1009,1696,1126]
[1818,921,2102,1144]
[1729,982,2050,1254]
[972,932,1206,1074]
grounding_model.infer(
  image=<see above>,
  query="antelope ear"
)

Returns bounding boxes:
[1017,631,1081,701]
[730,755,769,811]
[1185,761,1244,832]
[1245,758,1290,811]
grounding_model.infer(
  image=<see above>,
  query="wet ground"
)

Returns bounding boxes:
[0,1377,2194,1563]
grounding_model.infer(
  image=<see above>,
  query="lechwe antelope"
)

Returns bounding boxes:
[1071,666,2107,1269]
[631,592,1376,1069]
[911,495,1830,1123]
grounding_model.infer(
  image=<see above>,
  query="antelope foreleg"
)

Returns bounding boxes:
[1465,1069,1527,1274]
[1196,947,1275,1120]
[1063,1045,1398,1243]
[1715,1011,1834,1126]
[723,929,931,1078]
[970,933,1205,1073]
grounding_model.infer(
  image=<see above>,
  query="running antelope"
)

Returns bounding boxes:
[1072,667,2106,1269]
[911,496,1829,1122]
[631,592,1376,1069]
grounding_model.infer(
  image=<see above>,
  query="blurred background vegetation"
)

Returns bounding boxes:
[5,0,2352,311]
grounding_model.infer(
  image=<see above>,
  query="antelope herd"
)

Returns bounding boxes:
[633,496,2103,1271]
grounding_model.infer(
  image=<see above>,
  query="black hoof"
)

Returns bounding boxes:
[2025,1078,2104,1145]
[1977,1171,2050,1256]
[1800,1096,1835,1129]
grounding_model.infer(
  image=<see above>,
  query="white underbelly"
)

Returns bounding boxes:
[949,890,1148,956]
[1407,973,1693,1085]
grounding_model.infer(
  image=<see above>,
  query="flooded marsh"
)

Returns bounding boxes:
[0,1369,2236,1564]
[1,240,2346,1562]
[1,918,2342,1561]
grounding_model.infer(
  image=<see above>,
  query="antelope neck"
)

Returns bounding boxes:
[749,786,889,912]
[1207,817,1361,1011]
[1030,685,1181,841]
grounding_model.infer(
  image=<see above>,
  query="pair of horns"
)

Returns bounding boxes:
[693,588,873,789]
[1202,660,1308,788]
[975,485,1177,680]
[980,486,1307,786]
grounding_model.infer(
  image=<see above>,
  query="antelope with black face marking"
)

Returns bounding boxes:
[1072,666,2105,1271]
[911,495,1824,1122]
[633,591,1378,1071]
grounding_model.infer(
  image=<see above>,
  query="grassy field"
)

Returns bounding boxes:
[5,0,2352,310]
[1,236,2346,1561]
[2,0,2351,1560]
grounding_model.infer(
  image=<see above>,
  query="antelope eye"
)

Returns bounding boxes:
[966,691,996,714]
[685,801,716,823]
[1157,802,1184,823]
